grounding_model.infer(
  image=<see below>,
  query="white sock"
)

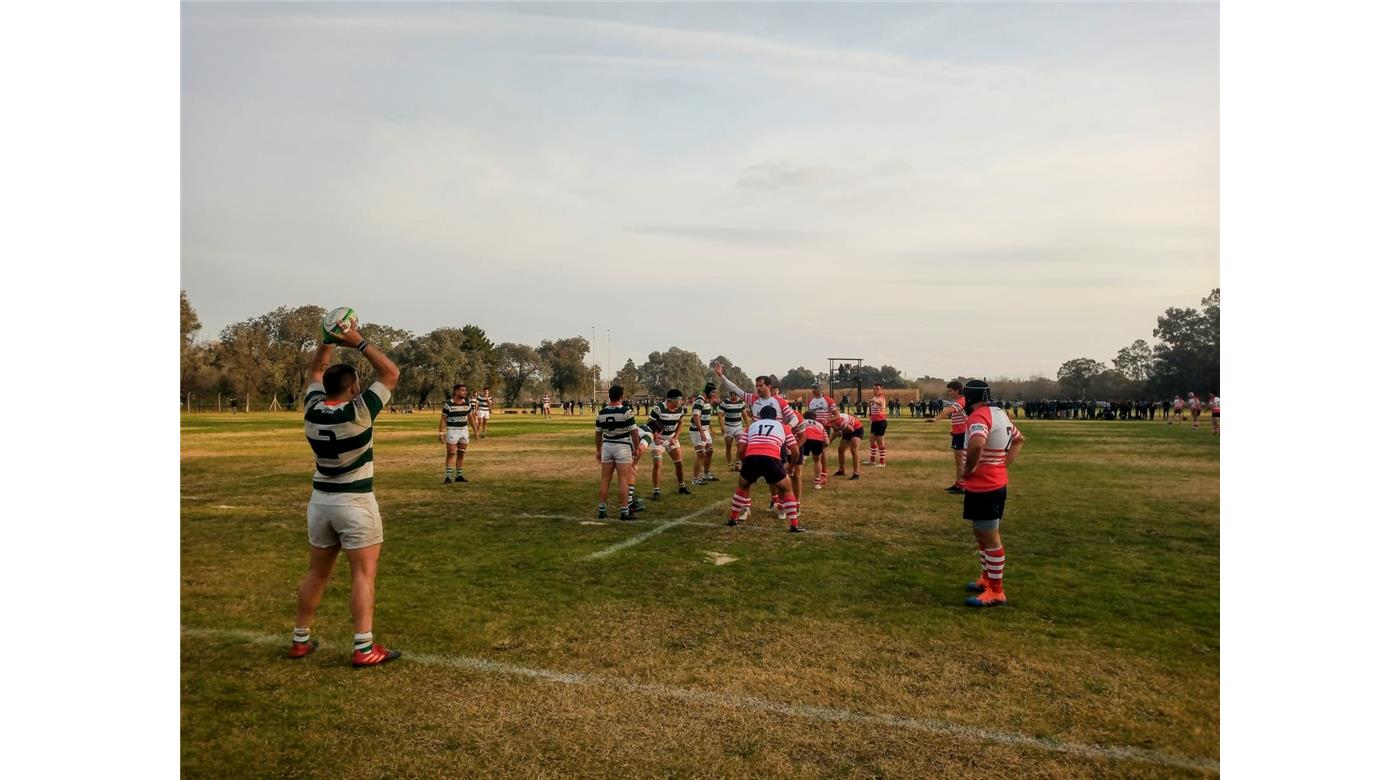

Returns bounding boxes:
[354,631,373,652]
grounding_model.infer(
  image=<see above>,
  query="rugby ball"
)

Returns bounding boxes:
[321,306,358,343]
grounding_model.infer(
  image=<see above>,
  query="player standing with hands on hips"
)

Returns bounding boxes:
[288,309,402,666]
[958,379,1026,608]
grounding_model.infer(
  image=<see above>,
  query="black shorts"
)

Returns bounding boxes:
[740,455,788,485]
[871,419,888,436]
[1211,411,1219,417]
[962,486,1007,529]
[801,439,825,457]
[951,432,966,451]
[841,427,864,440]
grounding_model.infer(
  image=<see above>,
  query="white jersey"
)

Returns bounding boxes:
[807,394,834,423]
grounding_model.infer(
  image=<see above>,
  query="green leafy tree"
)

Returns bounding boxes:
[398,328,478,408]
[640,347,709,396]
[707,355,752,389]
[1113,339,1156,386]
[335,323,413,384]
[216,318,280,411]
[1056,357,1106,398]
[1151,289,1220,394]
[778,366,818,392]
[495,342,545,406]
[612,358,644,398]
[460,324,499,386]
[262,305,326,407]
[537,336,593,397]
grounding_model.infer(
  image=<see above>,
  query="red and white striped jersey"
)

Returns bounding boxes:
[739,419,797,460]
[802,418,827,442]
[964,405,1023,492]
[1188,396,1202,411]
[948,396,967,434]
[1173,397,1184,410]
[807,394,837,424]
[1211,396,1221,413]
[868,394,887,421]
[829,412,863,433]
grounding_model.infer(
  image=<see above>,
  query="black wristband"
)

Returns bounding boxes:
[356,340,371,353]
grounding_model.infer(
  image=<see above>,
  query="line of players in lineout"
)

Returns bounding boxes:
[293,331,1030,671]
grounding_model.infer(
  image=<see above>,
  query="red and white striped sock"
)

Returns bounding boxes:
[729,488,751,520]
[878,445,887,465]
[980,545,1005,592]
[780,493,799,526]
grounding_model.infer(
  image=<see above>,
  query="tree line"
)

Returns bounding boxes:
[179,289,1217,409]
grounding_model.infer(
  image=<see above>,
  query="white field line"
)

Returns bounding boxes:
[518,512,835,537]
[182,627,1218,774]
[581,499,727,559]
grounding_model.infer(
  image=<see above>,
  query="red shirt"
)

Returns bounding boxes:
[868,394,887,422]
[830,412,863,433]
[739,419,796,459]
[948,396,967,434]
[802,419,827,442]
[963,405,1023,492]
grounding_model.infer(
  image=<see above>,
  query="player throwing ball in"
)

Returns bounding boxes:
[959,380,1026,607]
[439,384,475,484]
[728,406,805,533]
[595,385,643,520]
[289,323,402,666]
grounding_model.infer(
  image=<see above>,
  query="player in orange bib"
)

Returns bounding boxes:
[727,406,805,533]
[958,379,1026,607]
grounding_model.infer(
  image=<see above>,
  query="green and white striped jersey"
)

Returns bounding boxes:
[441,398,476,427]
[649,402,685,437]
[595,403,638,443]
[717,400,746,426]
[304,380,391,502]
[689,395,713,431]
[475,394,492,413]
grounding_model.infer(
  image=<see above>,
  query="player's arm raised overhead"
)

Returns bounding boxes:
[713,364,749,400]
[307,342,336,385]
[337,328,400,391]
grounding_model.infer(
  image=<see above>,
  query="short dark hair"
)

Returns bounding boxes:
[666,388,684,400]
[453,383,468,392]
[759,405,778,420]
[324,364,359,396]
[608,385,624,402]
[947,380,963,391]
[754,375,768,387]
[804,411,815,420]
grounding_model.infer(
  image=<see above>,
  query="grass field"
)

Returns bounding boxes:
[181,410,1219,778]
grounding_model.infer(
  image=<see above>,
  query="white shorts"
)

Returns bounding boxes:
[651,436,680,457]
[724,423,743,439]
[477,410,490,420]
[690,430,713,449]
[601,441,634,464]
[445,427,470,445]
[308,495,383,550]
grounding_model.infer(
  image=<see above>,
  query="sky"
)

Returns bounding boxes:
[182,1,1218,381]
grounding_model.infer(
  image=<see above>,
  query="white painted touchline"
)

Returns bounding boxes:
[583,499,728,559]
[181,627,1218,774]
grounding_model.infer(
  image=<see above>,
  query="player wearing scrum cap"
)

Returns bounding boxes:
[689,384,720,485]
[647,389,693,500]
[595,385,643,520]
[717,389,747,471]
[439,384,475,484]
[959,379,1026,607]
[288,325,402,666]
[727,405,805,533]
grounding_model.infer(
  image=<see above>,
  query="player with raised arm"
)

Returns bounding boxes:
[473,386,493,438]
[288,322,402,666]
[689,384,719,485]
[714,364,800,429]
[827,409,864,480]
[717,389,746,471]
[866,383,889,467]
[595,385,643,520]
[439,384,475,484]
[959,379,1026,607]
[931,381,969,493]
[647,389,692,500]
[727,406,805,533]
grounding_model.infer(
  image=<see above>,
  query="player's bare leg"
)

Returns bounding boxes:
[671,450,690,494]
[344,543,397,665]
[597,461,616,518]
[291,544,340,657]
[651,452,663,500]
[776,475,804,532]
[454,445,466,483]
[952,449,966,490]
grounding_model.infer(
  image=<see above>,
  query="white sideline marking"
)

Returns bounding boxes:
[182,627,1218,774]
[583,499,727,560]
[518,512,835,537]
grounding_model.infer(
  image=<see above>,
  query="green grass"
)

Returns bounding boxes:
[182,411,1219,778]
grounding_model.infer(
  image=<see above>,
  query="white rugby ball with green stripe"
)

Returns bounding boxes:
[320,306,358,343]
